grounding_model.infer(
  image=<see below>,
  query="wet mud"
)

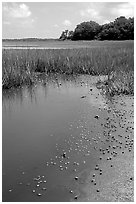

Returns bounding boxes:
[71,94,134,202]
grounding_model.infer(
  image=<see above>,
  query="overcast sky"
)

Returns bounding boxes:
[2,2,134,39]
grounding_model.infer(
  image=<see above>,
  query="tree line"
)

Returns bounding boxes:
[59,16,134,41]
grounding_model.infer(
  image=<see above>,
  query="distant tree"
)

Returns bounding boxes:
[113,16,134,40]
[59,30,74,40]
[59,30,69,40]
[59,16,134,41]
[113,16,129,40]
[98,23,120,40]
[72,21,101,40]
[127,17,134,39]
[98,16,134,40]
[67,30,74,39]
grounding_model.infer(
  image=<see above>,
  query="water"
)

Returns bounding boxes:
[2,46,68,50]
[2,75,109,201]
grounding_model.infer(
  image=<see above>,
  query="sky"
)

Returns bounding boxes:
[2,1,134,39]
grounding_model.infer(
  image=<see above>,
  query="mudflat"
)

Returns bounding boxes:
[71,93,134,202]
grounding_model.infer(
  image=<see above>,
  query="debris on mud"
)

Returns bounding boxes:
[74,93,134,202]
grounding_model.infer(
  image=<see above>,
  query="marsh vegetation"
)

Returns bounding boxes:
[2,40,134,96]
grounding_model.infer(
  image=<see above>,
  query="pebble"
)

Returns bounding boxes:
[94,115,99,119]
[42,187,47,190]
[62,152,66,158]
[37,193,42,196]
[95,166,99,170]
[19,182,23,185]
[75,176,79,180]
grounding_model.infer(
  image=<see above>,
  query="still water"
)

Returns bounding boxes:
[2,75,108,201]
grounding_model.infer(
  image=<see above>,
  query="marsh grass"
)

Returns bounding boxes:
[2,41,134,96]
[105,70,134,96]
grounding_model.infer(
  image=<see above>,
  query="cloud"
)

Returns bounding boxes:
[21,19,35,27]
[54,24,59,28]
[112,3,134,18]
[102,20,110,25]
[80,8,98,18]
[3,3,31,18]
[2,2,35,28]
[79,2,134,24]
[63,20,72,26]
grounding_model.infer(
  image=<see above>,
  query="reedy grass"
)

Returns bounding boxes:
[97,70,134,96]
[2,42,134,96]
[105,70,134,96]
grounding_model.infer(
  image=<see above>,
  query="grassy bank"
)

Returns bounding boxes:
[96,70,134,96]
[2,41,134,95]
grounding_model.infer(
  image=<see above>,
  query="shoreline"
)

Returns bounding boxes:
[71,90,134,202]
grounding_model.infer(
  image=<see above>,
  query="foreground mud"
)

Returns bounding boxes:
[71,92,134,202]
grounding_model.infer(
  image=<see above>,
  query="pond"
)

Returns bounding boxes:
[2,74,110,201]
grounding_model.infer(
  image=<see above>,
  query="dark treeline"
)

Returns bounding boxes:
[59,16,134,41]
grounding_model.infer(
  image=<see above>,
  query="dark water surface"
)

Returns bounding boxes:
[2,75,109,201]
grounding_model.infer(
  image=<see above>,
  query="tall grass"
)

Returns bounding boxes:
[2,41,134,95]
[96,70,134,96]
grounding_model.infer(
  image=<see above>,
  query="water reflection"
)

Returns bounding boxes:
[3,74,109,202]
[2,74,80,112]
[3,87,23,115]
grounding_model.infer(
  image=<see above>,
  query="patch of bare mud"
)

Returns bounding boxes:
[87,86,108,109]
[70,93,134,202]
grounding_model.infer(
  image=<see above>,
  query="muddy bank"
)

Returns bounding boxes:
[70,93,134,202]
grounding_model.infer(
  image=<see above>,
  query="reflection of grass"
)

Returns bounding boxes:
[2,41,134,96]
